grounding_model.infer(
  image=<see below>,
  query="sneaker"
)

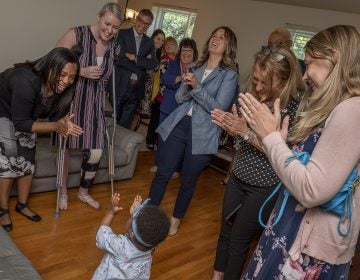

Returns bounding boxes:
[168,216,181,236]
[77,193,100,209]
[150,165,158,173]
[59,194,68,210]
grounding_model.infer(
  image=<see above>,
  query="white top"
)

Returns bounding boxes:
[187,68,214,116]
[92,225,152,280]
[201,68,213,82]
[96,57,103,67]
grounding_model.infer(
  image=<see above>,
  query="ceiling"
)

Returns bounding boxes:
[252,0,360,15]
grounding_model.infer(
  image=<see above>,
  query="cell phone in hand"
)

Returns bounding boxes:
[225,203,242,226]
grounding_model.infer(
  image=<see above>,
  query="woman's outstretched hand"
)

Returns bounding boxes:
[239,93,288,140]
[55,114,83,137]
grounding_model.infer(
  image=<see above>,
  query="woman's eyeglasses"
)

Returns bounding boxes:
[260,46,285,62]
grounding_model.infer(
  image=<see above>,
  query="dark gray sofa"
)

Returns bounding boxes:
[11,123,144,194]
[0,227,41,280]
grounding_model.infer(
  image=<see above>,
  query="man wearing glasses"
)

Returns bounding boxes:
[110,9,157,128]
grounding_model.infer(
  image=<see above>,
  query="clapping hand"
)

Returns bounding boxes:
[211,105,249,136]
[182,72,199,89]
[55,114,83,137]
[239,93,289,140]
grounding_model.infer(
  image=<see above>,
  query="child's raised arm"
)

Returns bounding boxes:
[126,195,143,231]
[100,193,123,226]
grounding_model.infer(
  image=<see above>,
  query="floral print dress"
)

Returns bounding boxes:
[241,130,351,280]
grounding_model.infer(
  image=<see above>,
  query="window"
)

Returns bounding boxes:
[286,24,319,60]
[148,5,197,42]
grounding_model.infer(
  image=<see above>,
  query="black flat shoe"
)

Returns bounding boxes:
[15,202,41,222]
[146,144,155,151]
[0,207,13,231]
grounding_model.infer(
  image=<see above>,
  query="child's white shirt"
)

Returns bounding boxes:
[92,225,152,280]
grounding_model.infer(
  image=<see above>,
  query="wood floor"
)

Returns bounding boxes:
[7,151,360,280]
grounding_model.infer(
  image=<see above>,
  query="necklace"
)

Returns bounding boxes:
[203,68,213,77]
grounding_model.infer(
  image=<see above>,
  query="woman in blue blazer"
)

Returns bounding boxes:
[149,26,239,236]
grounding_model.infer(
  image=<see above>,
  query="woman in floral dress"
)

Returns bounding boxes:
[239,25,360,280]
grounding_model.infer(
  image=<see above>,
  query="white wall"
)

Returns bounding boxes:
[1,0,360,81]
[0,0,119,71]
[125,0,360,82]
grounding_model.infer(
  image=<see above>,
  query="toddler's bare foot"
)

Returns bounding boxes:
[130,195,143,216]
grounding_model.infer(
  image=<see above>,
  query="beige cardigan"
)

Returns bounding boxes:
[262,96,360,265]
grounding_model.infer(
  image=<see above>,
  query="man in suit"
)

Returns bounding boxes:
[111,9,157,128]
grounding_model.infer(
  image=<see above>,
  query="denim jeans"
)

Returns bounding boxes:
[148,116,211,218]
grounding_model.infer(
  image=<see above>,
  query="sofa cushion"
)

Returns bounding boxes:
[34,137,128,178]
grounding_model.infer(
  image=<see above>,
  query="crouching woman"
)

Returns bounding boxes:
[0,47,83,231]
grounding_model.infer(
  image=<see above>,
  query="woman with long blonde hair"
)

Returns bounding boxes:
[55,3,123,209]
[239,25,360,279]
[211,46,305,279]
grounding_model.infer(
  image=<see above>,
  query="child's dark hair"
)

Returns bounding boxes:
[134,205,170,249]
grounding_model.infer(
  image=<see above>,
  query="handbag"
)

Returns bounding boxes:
[258,151,359,237]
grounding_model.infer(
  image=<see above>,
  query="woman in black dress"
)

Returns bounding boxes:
[0,47,83,231]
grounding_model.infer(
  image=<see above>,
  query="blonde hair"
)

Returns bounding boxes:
[289,25,360,143]
[247,47,305,109]
[196,26,237,72]
[164,36,178,55]
[98,2,124,22]
[268,27,293,50]
[165,36,178,46]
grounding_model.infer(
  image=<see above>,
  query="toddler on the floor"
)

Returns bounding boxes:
[92,193,170,280]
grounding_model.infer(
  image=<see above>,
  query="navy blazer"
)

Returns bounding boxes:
[159,59,182,116]
[110,27,157,100]
[157,63,239,154]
